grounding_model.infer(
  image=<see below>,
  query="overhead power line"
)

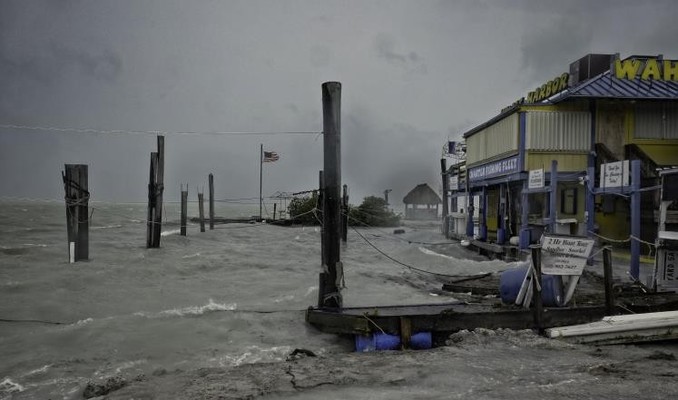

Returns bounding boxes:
[0,124,322,137]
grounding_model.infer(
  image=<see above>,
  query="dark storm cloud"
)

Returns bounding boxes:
[1,0,677,203]
[374,33,427,75]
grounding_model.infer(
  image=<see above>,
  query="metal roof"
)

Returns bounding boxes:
[554,70,678,102]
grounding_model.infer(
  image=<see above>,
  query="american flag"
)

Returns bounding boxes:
[263,151,279,162]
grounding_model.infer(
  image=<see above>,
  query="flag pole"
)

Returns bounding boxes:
[259,143,263,220]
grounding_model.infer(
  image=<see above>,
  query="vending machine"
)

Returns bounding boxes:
[653,169,678,292]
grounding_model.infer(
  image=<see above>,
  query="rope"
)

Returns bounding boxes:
[361,313,386,334]
[350,226,469,279]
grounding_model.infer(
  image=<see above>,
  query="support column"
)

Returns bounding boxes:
[479,187,487,241]
[520,180,530,249]
[630,160,641,280]
[586,166,596,239]
[497,184,506,244]
[549,160,558,234]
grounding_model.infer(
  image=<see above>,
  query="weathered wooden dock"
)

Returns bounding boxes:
[306,302,610,338]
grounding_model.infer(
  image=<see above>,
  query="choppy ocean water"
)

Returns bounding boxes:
[1,200,677,399]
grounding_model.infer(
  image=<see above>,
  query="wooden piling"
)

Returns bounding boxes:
[273,203,277,221]
[153,136,165,246]
[146,152,158,248]
[62,164,89,262]
[209,173,215,230]
[198,189,206,233]
[147,135,165,248]
[440,158,449,238]
[180,185,188,236]
[318,81,343,309]
[318,170,325,267]
[603,247,615,315]
[530,245,544,333]
[341,184,348,243]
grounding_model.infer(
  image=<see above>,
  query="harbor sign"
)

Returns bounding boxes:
[540,235,595,276]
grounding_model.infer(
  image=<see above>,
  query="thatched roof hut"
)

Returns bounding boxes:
[402,183,441,220]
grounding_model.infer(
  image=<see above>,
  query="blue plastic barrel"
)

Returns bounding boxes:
[355,332,433,352]
[355,333,401,352]
[499,266,563,307]
[409,332,432,350]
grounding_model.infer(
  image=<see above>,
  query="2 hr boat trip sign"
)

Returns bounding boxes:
[540,235,595,276]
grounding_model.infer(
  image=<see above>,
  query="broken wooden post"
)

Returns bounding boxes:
[318,81,343,309]
[146,135,165,248]
[62,164,89,262]
[209,173,215,230]
[603,247,615,315]
[530,245,544,333]
[198,188,206,233]
[341,184,348,243]
[180,185,188,236]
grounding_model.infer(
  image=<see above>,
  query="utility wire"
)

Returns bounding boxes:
[0,123,321,137]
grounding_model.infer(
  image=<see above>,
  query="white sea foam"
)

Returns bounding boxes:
[418,246,458,260]
[134,299,238,319]
[159,299,237,316]
[214,345,293,367]
[182,252,201,259]
[161,229,181,237]
[0,377,25,394]
[21,243,48,247]
[22,364,52,377]
[73,318,94,327]
[304,286,318,297]
[91,224,123,230]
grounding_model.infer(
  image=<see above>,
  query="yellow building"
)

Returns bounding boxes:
[450,53,678,273]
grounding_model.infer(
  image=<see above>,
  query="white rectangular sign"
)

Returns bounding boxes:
[449,174,459,191]
[600,160,630,188]
[656,249,678,292]
[540,235,595,276]
[528,169,545,189]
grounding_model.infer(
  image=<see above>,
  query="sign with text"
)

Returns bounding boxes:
[600,160,630,188]
[468,156,519,182]
[540,235,595,276]
[528,169,545,189]
[449,174,459,191]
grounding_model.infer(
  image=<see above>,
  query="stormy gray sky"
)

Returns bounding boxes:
[2,0,677,205]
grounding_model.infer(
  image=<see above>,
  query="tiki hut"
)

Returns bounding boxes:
[402,183,441,220]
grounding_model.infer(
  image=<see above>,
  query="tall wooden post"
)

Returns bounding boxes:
[603,247,615,315]
[318,170,325,267]
[440,158,449,238]
[153,136,165,246]
[180,185,188,236]
[209,173,215,230]
[273,203,277,221]
[146,153,158,247]
[62,164,89,262]
[198,189,206,233]
[530,245,544,333]
[341,184,348,242]
[147,135,165,248]
[318,81,343,309]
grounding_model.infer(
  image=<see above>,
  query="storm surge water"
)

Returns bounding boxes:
[1,200,677,399]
